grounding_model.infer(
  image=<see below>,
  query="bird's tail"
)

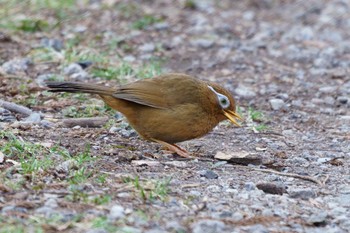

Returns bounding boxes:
[45,82,115,95]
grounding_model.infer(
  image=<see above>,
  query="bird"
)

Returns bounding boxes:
[45,73,242,157]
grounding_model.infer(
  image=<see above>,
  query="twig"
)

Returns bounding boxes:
[0,99,32,116]
[249,167,326,185]
[61,116,109,128]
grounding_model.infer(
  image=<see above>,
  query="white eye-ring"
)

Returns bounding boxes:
[208,85,230,109]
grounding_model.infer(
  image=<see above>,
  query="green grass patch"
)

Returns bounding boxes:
[132,15,162,30]
[123,176,172,202]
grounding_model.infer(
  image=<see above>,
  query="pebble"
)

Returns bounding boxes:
[153,22,169,30]
[289,189,317,200]
[117,226,142,233]
[77,61,93,69]
[139,43,156,53]
[0,108,16,122]
[199,170,219,179]
[336,96,348,105]
[108,204,125,221]
[144,229,168,233]
[234,84,256,98]
[191,38,214,49]
[40,38,64,51]
[191,219,226,233]
[269,99,285,110]
[307,212,328,226]
[40,120,55,128]
[36,73,61,87]
[23,112,41,123]
[206,185,222,193]
[1,205,28,214]
[166,221,186,232]
[1,58,32,75]
[56,159,78,173]
[244,182,257,191]
[63,63,89,80]
[256,183,287,195]
[123,55,136,62]
[239,224,269,233]
[86,229,108,233]
[319,86,337,94]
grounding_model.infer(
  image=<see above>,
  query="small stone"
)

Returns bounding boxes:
[334,194,350,207]
[139,43,156,53]
[117,226,142,233]
[240,224,269,233]
[289,189,317,200]
[86,229,108,233]
[153,22,169,30]
[23,112,41,123]
[244,182,257,191]
[317,158,332,164]
[191,38,214,49]
[36,73,62,87]
[56,159,78,173]
[144,229,168,233]
[189,190,201,197]
[336,96,348,105]
[108,205,125,221]
[191,220,226,233]
[40,38,64,51]
[109,126,119,133]
[276,93,289,100]
[324,96,335,105]
[166,221,186,232]
[1,58,32,75]
[40,120,55,128]
[338,185,350,194]
[45,198,58,208]
[340,116,350,123]
[206,185,222,193]
[77,61,93,69]
[234,84,256,98]
[63,63,83,75]
[123,55,136,62]
[215,151,262,165]
[1,205,27,214]
[319,86,337,94]
[269,99,285,110]
[256,183,287,195]
[199,170,219,179]
[0,151,4,164]
[307,212,327,226]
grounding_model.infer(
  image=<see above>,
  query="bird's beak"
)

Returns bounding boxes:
[223,109,243,127]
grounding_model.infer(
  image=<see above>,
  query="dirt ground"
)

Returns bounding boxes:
[0,0,349,232]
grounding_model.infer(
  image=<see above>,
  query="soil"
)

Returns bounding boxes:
[0,0,349,232]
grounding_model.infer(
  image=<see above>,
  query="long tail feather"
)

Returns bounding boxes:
[45,82,115,95]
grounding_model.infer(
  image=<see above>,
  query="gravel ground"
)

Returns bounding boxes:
[0,0,349,232]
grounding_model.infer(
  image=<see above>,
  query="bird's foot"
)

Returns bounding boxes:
[152,139,192,158]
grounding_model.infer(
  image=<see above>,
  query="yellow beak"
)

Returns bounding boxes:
[223,109,243,127]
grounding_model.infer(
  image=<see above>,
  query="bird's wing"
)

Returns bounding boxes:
[113,79,168,109]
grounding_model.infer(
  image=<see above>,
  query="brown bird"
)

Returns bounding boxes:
[46,73,242,157]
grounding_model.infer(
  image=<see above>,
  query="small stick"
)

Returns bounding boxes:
[249,167,324,185]
[0,99,32,116]
[61,116,109,128]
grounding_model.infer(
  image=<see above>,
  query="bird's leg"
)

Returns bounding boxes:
[151,139,191,158]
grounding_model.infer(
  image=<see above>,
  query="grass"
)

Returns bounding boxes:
[0,131,53,174]
[247,107,268,132]
[132,15,163,30]
[123,176,172,202]
[0,0,82,32]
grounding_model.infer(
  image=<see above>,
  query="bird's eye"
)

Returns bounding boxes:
[219,96,230,109]
[208,85,231,109]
